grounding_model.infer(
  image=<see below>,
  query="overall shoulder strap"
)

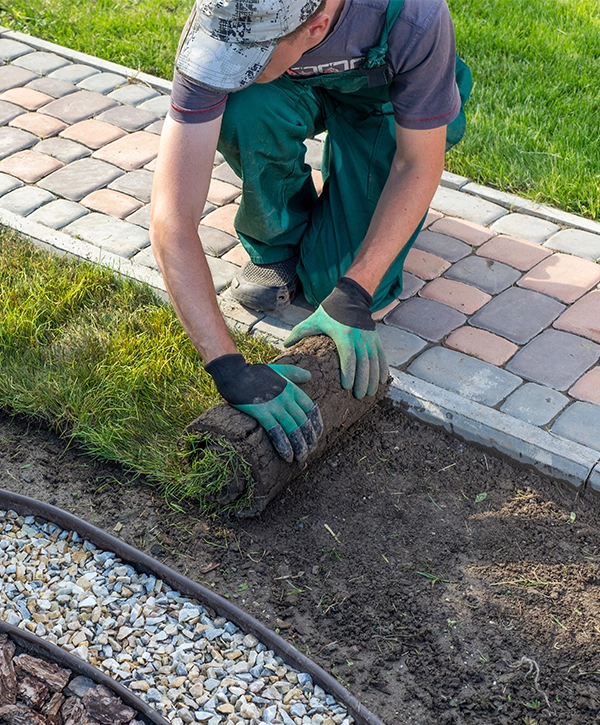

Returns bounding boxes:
[363,0,406,69]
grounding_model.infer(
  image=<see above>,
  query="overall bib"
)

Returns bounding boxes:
[218,0,471,310]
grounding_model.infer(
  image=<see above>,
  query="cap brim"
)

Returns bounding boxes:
[176,31,277,92]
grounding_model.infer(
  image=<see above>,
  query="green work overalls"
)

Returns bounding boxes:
[218,0,471,310]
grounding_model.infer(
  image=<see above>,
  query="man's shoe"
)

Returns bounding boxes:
[230,258,300,312]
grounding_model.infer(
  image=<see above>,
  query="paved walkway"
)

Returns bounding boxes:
[2,29,600,492]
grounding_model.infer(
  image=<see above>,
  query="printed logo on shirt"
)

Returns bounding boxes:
[287,57,364,76]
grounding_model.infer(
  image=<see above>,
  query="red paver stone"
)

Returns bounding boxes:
[553,290,600,344]
[92,131,160,171]
[444,327,518,366]
[144,156,157,172]
[80,188,143,219]
[518,253,600,304]
[201,204,238,238]
[9,112,67,138]
[60,119,126,149]
[419,278,491,314]
[222,243,250,267]
[424,209,443,227]
[39,90,118,124]
[0,149,63,183]
[0,87,53,110]
[404,248,451,281]
[569,367,600,406]
[476,235,551,272]
[430,216,494,247]
[207,178,241,206]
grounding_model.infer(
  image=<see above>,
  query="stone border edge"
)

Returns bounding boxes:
[388,370,600,491]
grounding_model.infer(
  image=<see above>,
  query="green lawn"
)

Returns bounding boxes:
[2,0,599,220]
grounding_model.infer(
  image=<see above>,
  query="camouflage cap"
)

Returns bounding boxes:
[176,0,322,91]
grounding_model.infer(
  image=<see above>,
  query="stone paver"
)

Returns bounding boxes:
[444,326,518,366]
[506,329,600,391]
[404,248,451,280]
[12,51,70,75]
[206,255,240,293]
[419,278,491,314]
[398,271,425,300]
[500,383,569,427]
[385,297,466,342]
[553,290,600,344]
[144,119,164,135]
[407,346,522,406]
[92,130,160,170]
[63,212,149,257]
[569,367,600,406]
[430,186,507,226]
[212,162,242,189]
[81,188,143,219]
[0,126,37,159]
[429,216,494,247]
[0,87,53,110]
[518,253,600,304]
[0,99,25,125]
[126,204,151,229]
[138,95,171,118]
[0,171,22,195]
[379,326,427,368]
[49,64,99,84]
[207,178,241,206]
[34,137,90,163]
[201,226,239,257]
[0,185,54,215]
[201,204,238,238]
[108,169,154,203]
[130,246,158,270]
[108,84,159,106]
[96,105,159,132]
[544,228,600,261]
[413,230,471,263]
[38,157,123,201]
[40,90,117,124]
[0,38,34,62]
[61,118,126,149]
[0,149,63,183]
[25,77,76,98]
[27,198,88,229]
[476,235,551,271]
[469,287,565,345]
[552,402,600,451]
[77,72,126,94]
[0,65,38,92]
[444,256,521,295]
[222,243,250,267]
[489,212,560,244]
[9,111,67,138]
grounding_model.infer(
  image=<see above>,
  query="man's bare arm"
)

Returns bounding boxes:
[150,115,237,363]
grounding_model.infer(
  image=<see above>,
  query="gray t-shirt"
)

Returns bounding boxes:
[170,0,460,130]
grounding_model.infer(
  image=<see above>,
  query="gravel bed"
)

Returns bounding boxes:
[0,509,354,725]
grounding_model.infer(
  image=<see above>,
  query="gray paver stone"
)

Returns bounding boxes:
[96,105,159,132]
[440,170,469,190]
[25,77,76,98]
[40,90,118,124]
[212,162,242,188]
[407,346,522,406]
[0,171,23,196]
[206,255,239,293]
[552,402,600,451]
[489,213,560,244]
[12,51,70,75]
[144,119,164,135]
[129,246,158,270]
[304,138,323,170]
[49,63,100,84]
[430,186,507,226]
[0,185,54,215]
[0,127,37,159]
[0,39,35,62]
[414,231,471,262]
[108,84,160,106]
[126,204,151,229]
[201,226,238,257]
[589,464,600,494]
[378,325,427,368]
[398,271,425,300]
[0,65,37,92]
[77,72,127,94]
[138,95,171,118]
[385,298,466,342]
[506,329,600,391]
[217,288,265,333]
[444,256,521,295]
[469,287,565,345]
[38,158,124,201]
[108,169,153,203]
[0,99,25,125]
[544,228,600,262]
[500,383,569,427]
[34,137,91,163]
[27,198,88,229]
[63,212,149,257]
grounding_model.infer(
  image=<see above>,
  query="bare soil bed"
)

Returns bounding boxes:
[1,403,600,725]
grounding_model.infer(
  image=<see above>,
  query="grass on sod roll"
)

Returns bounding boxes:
[2,0,599,220]
[0,229,277,512]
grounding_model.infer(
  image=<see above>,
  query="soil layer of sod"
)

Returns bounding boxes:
[1,404,600,725]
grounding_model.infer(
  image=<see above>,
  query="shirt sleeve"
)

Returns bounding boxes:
[169,69,228,124]
[388,0,460,130]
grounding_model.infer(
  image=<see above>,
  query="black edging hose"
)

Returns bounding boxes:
[0,488,388,725]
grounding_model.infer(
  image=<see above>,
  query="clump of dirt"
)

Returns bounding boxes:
[1,404,600,725]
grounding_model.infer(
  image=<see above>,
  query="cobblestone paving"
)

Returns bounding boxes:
[1,29,600,492]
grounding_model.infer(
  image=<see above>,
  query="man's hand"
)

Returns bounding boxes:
[284,277,388,399]
[205,354,323,463]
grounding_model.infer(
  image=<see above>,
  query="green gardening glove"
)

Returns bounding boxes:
[205,354,323,463]
[284,277,388,399]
